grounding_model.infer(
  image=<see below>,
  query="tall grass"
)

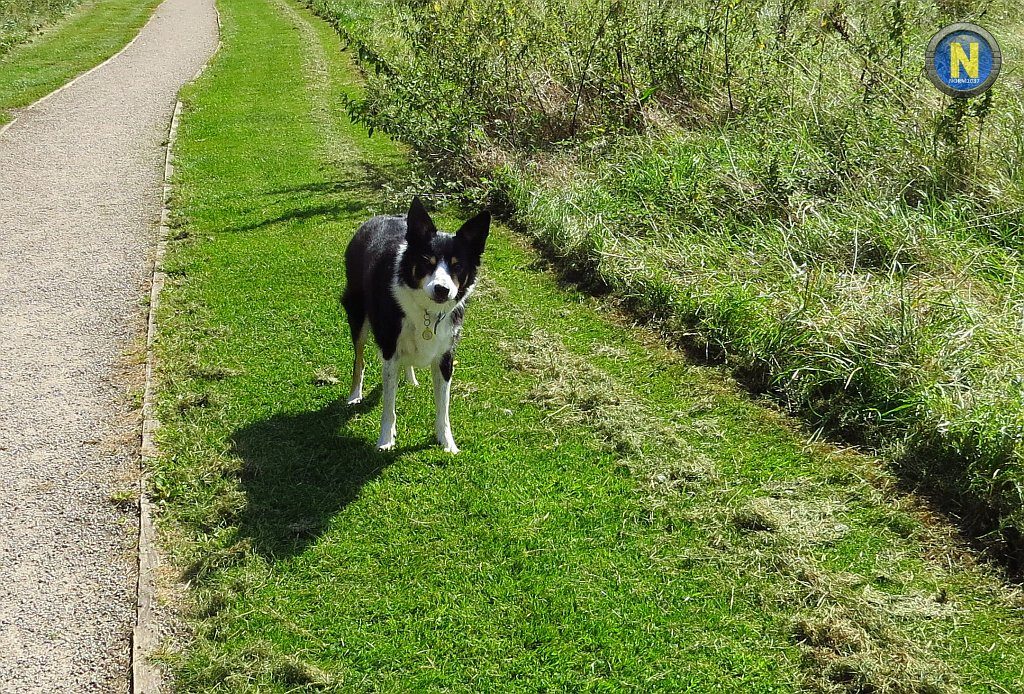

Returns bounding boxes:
[309,0,1024,565]
[0,0,81,55]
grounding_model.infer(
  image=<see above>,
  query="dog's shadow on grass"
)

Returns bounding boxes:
[230,388,429,558]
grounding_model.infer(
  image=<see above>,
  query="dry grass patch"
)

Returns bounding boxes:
[781,559,959,693]
[502,328,716,491]
[792,606,955,693]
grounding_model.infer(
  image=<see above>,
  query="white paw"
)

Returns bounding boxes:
[346,392,363,405]
[406,367,419,387]
[377,437,396,451]
[438,436,459,455]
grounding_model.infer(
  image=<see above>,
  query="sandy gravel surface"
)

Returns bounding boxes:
[0,0,218,690]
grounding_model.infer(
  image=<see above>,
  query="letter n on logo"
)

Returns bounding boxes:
[950,42,979,79]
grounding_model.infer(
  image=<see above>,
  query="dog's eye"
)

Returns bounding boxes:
[421,255,436,265]
[450,257,460,267]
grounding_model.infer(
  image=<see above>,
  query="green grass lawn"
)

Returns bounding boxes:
[0,0,161,125]
[155,0,1024,690]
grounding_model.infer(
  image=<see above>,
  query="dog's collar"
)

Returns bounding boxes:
[422,308,447,340]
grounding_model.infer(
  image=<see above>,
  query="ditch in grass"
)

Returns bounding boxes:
[152,0,1024,689]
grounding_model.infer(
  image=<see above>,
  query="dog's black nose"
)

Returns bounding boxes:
[433,285,450,301]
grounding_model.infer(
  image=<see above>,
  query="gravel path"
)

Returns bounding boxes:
[0,0,218,690]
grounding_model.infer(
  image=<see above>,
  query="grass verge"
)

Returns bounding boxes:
[156,0,1024,690]
[0,0,161,125]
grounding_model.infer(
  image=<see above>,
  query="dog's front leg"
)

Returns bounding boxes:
[377,357,399,450]
[432,351,458,454]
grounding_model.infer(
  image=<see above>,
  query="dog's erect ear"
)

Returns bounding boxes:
[455,210,491,255]
[406,196,437,247]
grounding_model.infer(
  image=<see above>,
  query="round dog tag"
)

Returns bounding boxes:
[422,329,434,340]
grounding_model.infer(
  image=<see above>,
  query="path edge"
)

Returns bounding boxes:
[131,95,180,694]
[132,5,222,691]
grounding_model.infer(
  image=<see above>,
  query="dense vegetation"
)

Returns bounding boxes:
[0,0,80,54]
[308,0,1024,564]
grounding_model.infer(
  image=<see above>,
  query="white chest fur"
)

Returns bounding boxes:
[391,282,460,368]
[394,307,457,367]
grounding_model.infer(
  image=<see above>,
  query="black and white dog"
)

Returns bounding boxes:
[342,197,490,453]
